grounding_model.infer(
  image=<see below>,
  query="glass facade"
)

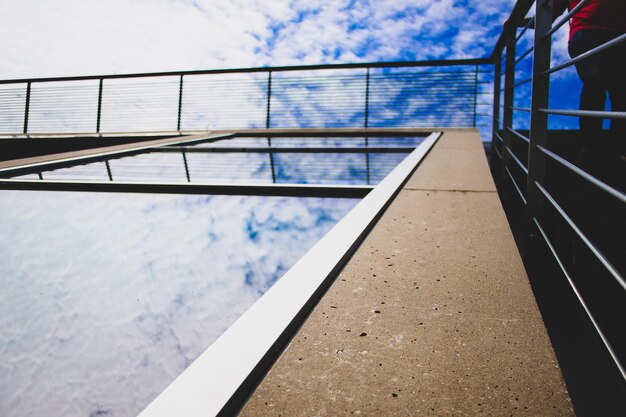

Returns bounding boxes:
[0,190,357,417]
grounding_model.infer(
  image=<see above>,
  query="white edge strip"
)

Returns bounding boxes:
[138,131,442,417]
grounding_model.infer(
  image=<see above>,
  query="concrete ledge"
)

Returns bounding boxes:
[239,130,573,416]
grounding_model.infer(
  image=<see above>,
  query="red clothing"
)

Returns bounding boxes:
[553,0,626,40]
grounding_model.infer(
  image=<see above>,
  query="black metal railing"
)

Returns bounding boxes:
[0,59,492,135]
[490,0,626,396]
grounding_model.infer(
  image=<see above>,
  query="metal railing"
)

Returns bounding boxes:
[0,59,492,135]
[490,0,626,388]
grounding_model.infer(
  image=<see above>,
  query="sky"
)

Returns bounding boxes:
[0,0,519,79]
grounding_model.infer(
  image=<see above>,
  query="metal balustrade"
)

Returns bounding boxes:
[0,60,492,135]
[490,0,626,394]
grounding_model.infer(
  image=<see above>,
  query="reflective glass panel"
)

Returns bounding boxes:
[0,190,358,417]
[13,136,425,185]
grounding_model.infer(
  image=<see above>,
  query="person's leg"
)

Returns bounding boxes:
[606,35,626,155]
[568,30,611,152]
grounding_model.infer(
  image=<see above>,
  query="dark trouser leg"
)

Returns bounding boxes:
[568,30,612,149]
[607,38,626,153]
[579,78,606,144]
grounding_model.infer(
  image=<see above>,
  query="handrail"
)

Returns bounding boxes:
[506,166,527,205]
[544,0,591,38]
[539,109,626,119]
[536,145,626,204]
[535,181,626,291]
[533,218,626,380]
[506,146,529,175]
[515,16,536,43]
[490,0,536,58]
[0,58,491,85]
[492,0,626,391]
[507,127,530,143]
[515,46,534,65]
[543,33,626,76]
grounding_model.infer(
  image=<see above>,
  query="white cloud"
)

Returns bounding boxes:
[0,0,517,79]
[0,190,357,417]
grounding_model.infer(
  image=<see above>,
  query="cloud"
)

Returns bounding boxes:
[0,0,517,79]
[0,190,357,417]
[0,1,527,140]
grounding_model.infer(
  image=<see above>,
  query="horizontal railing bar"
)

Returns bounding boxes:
[536,145,626,204]
[507,127,530,143]
[272,81,483,87]
[515,46,534,65]
[0,178,372,198]
[509,106,531,113]
[104,83,258,89]
[506,146,529,174]
[0,130,191,138]
[183,97,478,104]
[2,92,485,105]
[494,132,504,142]
[506,166,527,205]
[0,58,492,85]
[276,71,491,80]
[513,77,533,88]
[516,16,535,42]
[539,109,626,119]
[17,93,99,98]
[494,143,503,160]
[545,0,591,38]
[188,78,487,86]
[535,181,626,291]
[490,0,535,58]
[533,217,626,381]
[12,85,102,92]
[543,33,626,76]
[156,146,414,154]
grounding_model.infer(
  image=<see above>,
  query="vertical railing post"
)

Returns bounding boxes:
[364,66,371,183]
[492,51,502,141]
[265,71,272,129]
[23,82,31,134]
[177,75,184,132]
[364,67,370,128]
[182,151,191,182]
[105,160,113,181]
[527,0,553,217]
[472,64,479,127]
[96,78,103,134]
[267,135,276,184]
[502,21,517,179]
[492,49,503,165]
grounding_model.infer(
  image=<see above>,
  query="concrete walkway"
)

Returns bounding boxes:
[239,130,574,416]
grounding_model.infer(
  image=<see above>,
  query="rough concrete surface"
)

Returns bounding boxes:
[238,130,574,417]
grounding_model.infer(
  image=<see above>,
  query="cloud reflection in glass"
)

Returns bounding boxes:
[0,191,357,417]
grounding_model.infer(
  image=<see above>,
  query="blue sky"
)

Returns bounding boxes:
[0,0,519,79]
